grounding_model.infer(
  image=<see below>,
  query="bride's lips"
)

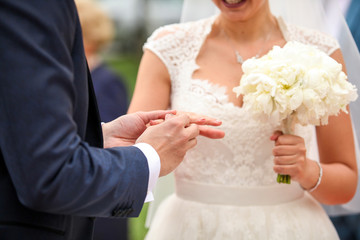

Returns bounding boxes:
[222,0,246,8]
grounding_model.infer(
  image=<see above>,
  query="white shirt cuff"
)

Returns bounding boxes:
[134,143,160,202]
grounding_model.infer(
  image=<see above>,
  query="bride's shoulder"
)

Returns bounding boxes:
[281,19,339,55]
[146,16,214,43]
[142,16,214,69]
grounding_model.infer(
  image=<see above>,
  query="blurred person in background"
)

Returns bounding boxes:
[76,0,129,239]
[77,0,128,123]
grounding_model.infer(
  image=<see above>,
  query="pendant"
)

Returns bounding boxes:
[235,50,244,64]
[235,50,260,64]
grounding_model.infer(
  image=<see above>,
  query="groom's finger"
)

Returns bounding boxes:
[185,137,198,150]
[140,110,177,123]
[165,113,191,128]
[184,123,200,140]
[149,119,164,126]
[165,113,176,120]
[177,111,222,126]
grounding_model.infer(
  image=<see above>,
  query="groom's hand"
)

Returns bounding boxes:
[136,113,200,176]
[102,110,177,148]
[102,110,225,176]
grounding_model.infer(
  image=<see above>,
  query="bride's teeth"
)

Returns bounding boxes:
[225,0,243,4]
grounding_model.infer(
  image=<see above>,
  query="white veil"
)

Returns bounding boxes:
[147,0,360,226]
[268,0,360,216]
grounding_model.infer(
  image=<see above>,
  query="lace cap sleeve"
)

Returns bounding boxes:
[143,17,214,81]
[280,19,340,56]
[143,21,200,81]
[143,24,180,73]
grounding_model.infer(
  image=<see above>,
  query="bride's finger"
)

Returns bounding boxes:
[273,165,295,176]
[199,126,225,139]
[192,118,222,126]
[273,145,302,156]
[273,155,298,165]
[270,130,283,141]
[275,134,304,146]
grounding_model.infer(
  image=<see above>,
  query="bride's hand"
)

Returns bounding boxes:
[270,131,319,189]
[150,111,225,139]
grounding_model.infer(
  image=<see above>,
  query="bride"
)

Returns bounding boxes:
[128,0,359,239]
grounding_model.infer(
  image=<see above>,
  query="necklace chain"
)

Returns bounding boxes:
[223,28,273,64]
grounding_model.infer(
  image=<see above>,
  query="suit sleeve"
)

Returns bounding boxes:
[0,0,148,217]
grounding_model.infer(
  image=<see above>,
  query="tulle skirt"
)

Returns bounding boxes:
[145,182,339,240]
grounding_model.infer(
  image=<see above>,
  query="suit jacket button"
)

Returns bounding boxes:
[112,208,121,217]
[127,208,134,216]
[122,208,132,217]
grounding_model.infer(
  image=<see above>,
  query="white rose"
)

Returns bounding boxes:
[234,40,358,127]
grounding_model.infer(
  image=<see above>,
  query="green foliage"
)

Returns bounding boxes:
[128,203,149,240]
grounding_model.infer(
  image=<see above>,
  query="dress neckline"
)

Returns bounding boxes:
[189,15,288,110]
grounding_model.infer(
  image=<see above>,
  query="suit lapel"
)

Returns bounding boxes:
[85,64,103,148]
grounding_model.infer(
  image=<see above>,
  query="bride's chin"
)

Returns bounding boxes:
[222,0,246,8]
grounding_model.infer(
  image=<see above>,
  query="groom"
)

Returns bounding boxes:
[0,0,224,239]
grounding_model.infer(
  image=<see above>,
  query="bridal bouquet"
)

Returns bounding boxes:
[233,41,358,184]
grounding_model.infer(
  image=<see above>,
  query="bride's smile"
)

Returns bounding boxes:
[222,0,246,8]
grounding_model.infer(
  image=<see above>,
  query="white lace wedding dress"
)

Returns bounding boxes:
[144,15,340,240]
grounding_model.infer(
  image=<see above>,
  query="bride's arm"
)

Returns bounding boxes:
[128,50,171,113]
[313,107,357,204]
[312,49,357,204]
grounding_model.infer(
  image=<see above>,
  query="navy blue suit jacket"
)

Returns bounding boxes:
[0,0,149,239]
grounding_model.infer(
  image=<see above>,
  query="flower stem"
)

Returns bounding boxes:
[277,118,293,184]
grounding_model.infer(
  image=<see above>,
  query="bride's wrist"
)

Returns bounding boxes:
[300,160,322,192]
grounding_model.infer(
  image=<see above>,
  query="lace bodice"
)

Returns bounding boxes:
[144,15,339,187]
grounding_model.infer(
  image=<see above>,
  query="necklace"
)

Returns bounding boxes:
[223,28,273,64]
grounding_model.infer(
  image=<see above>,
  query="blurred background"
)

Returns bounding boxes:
[96,0,182,98]
[77,0,182,239]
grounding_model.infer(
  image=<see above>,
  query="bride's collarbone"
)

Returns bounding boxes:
[193,59,243,82]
